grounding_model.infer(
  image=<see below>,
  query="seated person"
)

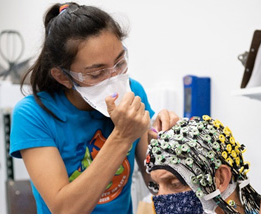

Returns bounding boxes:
[145,115,261,214]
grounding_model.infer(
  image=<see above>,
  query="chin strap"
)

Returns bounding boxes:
[221,182,237,200]
[201,182,237,213]
[204,189,221,201]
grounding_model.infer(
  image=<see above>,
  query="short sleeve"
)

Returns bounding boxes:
[10,96,57,158]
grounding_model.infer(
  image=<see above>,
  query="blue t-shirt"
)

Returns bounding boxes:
[10,78,154,214]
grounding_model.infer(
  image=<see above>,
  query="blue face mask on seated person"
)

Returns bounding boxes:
[152,190,203,214]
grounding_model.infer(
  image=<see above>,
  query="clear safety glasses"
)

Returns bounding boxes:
[63,53,128,86]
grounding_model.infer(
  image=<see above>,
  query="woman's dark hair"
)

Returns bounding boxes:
[21,2,127,119]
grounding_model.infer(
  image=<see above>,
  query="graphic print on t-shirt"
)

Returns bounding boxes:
[69,130,131,204]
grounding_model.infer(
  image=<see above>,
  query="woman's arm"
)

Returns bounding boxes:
[21,129,132,213]
[21,92,150,214]
[136,109,180,193]
[135,132,152,191]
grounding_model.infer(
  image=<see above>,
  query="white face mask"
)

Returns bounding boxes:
[74,73,131,117]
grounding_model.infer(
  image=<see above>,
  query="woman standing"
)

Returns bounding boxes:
[10,2,178,214]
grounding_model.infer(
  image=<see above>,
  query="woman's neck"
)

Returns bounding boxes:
[65,89,94,111]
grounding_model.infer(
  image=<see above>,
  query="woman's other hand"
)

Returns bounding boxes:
[148,109,179,141]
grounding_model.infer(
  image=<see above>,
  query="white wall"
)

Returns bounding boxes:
[0,0,261,212]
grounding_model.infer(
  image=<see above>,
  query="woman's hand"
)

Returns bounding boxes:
[105,92,150,144]
[148,109,179,140]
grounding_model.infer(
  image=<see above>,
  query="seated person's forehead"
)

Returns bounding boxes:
[151,169,177,181]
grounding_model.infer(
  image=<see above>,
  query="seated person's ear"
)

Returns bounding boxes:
[215,165,232,193]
